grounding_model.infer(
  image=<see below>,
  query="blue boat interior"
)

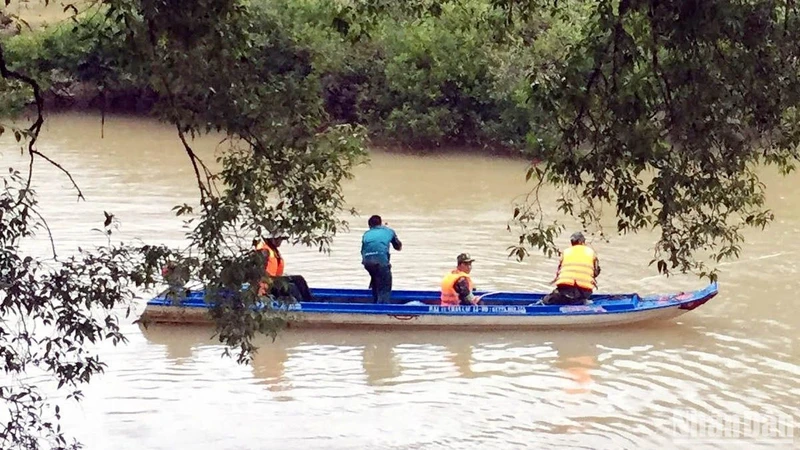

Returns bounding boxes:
[147,282,718,316]
[145,279,718,319]
[308,287,639,306]
[152,286,645,312]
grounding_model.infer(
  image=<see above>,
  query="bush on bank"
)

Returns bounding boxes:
[0,0,589,151]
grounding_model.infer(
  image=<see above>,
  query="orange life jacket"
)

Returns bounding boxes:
[555,244,597,291]
[256,242,285,277]
[255,242,285,296]
[440,270,473,306]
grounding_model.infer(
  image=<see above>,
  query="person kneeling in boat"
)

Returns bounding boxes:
[542,232,601,306]
[441,253,479,306]
[256,234,313,302]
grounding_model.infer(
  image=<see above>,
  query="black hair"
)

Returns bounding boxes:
[368,215,382,228]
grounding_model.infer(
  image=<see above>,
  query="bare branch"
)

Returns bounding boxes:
[176,124,212,201]
[0,44,85,205]
[0,45,43,194]
[29,206,57,259]
[30,150,85,201]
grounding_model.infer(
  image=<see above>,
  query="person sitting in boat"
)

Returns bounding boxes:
[441,253,479,306]
[160,259,190,302]
[256,234,313,302]
[361,214,402,304]
[542,232,601,305]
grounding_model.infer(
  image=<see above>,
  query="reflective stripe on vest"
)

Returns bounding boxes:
[440,270,473,306]
[555,245,596,291]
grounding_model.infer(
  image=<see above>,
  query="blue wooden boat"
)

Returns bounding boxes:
[140,282,718,330]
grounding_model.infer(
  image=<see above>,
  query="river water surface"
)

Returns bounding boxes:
[2,113,798,449]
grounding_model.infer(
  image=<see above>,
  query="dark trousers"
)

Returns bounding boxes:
[271,275,314,302]
[542,285,592,305]
[364,262,392,304]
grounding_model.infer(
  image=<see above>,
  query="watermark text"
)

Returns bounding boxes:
[672,410,795,445]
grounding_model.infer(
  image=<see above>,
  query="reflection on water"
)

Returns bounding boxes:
[363,340,402,385]
[128,322,792,449]
[2,113,799,449]
[553,341,598,395]
[136,322,712,390]
[136,324,612,385]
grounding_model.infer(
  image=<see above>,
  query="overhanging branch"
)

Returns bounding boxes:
[0,45,85,203]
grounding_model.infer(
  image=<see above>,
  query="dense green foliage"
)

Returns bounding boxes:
[2,0,367,448]
[511,0,799,278]
[1,0,798,448]
[0,0,591,150]
[1,169,135,449]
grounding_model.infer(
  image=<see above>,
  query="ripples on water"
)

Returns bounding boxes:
[51,318,797,450]
[2,114,798,449]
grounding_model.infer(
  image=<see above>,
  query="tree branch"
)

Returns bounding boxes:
[30,206,57,259]
[0,44,85,205]
[176,125,212,201]
[30,150,85,201]
[569,0,631,137]
[648,0,675,125]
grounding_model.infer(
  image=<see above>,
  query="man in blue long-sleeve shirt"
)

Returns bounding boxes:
[361,214,402,303]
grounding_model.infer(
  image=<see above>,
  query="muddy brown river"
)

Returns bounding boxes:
[2,113,798,449]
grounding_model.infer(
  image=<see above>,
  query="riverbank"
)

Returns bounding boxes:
[0,0,586,157]
[9,76,526,157]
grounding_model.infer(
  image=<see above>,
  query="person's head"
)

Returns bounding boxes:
[570,231,586,246]
[368,215,383,228]
[456,253,475,273]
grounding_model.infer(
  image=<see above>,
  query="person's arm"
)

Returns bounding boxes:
[549,257,563,284]
[454,277,475,304]
[391,230,402,251]
[594,256,601,277]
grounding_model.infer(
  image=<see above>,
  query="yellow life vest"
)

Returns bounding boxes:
[555,245,597,291]
[440,270,473,306]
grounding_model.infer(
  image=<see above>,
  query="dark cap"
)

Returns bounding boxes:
[457,253,475,264]
[570,231,585,244]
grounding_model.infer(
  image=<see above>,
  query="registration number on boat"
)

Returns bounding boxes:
[427,305,527,314]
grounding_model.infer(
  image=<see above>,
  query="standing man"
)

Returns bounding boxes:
[361,215,402,304]
[440,253,478,306]
[542,231,601,305]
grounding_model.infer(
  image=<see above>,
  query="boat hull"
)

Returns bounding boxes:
[283,307,694,330]
[139,282,718,330]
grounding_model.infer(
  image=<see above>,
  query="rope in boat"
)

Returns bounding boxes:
[476,290,550,305]
[475,291,505,302]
